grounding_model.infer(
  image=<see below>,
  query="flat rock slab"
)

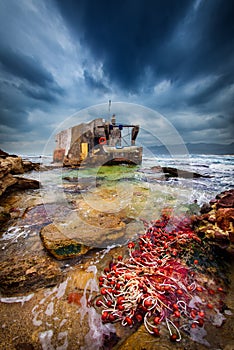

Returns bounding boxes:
[40,223,92,260]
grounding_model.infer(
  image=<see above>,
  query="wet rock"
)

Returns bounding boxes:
[0,173,18,196]
[0,154,40,197]
[216,208,234,231]
[150,166,209,179]
[2,156,25,174]
[21,204,52,228]
[63,176,79,182]
[10,177,40,191]
[0,256,63,296]
[200,203,212,214]
[192,190,234,252]
[0,159,18,196]
[15,343,35,350]
[52,197,130,247]
[22,160,40,172]
[0,149,11,157]
[216,189,234,208]
[0,206,11,224]
[62,176,100,193]
[40,223,92,260]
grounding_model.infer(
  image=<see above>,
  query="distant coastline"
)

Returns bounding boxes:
[149,142,234,155]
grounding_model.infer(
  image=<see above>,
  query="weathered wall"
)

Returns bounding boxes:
[70,118,105,146]
[53,118,142,166]
[55,128,72,154]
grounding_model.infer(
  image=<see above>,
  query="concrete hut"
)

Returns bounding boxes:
[53,115,142,167]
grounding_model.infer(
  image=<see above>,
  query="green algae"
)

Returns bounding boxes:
[62,165,139,182]
[54,243,82,256]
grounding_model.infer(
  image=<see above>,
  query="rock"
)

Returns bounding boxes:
[22,160,40,172]
[0,158,14,178]
[6,156,25,174]
[0,155,40,197]
[150,166,209,179]
[0,256,63,296]
[10,177,40,191]
[0,206,11,224]
[200,203,212,214]
[0,149,18,158]
[40,224,92,260]
[229,231,234,244]
[0,173,18,196]
[15,343,34,350]
[192,190,234,252]
[216,208,234,231]
[0,149,10,157]
[52,198,129,247]
[216,189,234,208]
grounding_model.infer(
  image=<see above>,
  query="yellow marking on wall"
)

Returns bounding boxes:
[80,143,88,160]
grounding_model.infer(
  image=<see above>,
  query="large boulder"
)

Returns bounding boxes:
[6,156,25,174]
[0,154,40,197]
[0,173,18,196]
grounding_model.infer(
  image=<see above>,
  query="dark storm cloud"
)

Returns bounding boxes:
[187,74,234,107]
[20,79,65,105]
[0,81,28,129]
[0,47,54,87]
[0,0,233,153]
[54,0,234,91]
[54,0,191,90]
[53,0,234,146]
[0,45,65,134]
[190,0,234,75]
[0,47,64,95]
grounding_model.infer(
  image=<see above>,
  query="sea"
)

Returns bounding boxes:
[142,153,234,201]
[24,153,234,203]
[17,152,234,248]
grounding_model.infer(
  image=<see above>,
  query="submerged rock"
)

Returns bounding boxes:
[139,165,210,181]
[40,223,92,260]
[0,256,63,296]
[150,165,210,179]
[163,166,209,178]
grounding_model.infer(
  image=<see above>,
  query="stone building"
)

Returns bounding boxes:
[53,115,142,167]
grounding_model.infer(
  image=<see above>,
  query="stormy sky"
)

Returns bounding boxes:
[0,0,233,154]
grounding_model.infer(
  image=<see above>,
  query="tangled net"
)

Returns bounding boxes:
[95,213,226,342]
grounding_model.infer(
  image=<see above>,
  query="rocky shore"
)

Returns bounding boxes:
[0,151,233,350]
[0,149,40,224]
[192,189,234,253]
